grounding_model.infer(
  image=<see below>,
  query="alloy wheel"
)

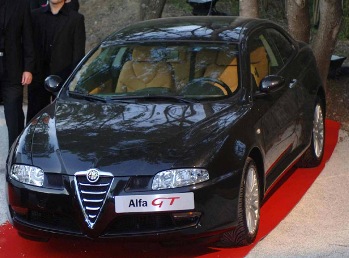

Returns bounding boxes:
[245,165,260,235]
[313,103,324,158]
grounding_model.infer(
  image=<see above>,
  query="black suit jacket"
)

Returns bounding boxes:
[1,0,35,83]
[31,4,85,81]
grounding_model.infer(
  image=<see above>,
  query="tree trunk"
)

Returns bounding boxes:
[312,0,342,89]
[239,0,259,18]
[80,0,142,50]
[286,0,310,43]
[140,0,167,20]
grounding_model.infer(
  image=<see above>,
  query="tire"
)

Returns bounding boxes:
[218,157,260,247]
[297,97,325,168]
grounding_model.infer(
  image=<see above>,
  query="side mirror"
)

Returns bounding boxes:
[260,75,285,93]
[44,75,63,93]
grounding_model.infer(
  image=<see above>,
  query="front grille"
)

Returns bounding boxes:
[109,214,173,233]
[74,171,114,229]
[105,213,200,235]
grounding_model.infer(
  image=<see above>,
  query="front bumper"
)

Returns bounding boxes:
[6,171,241,241]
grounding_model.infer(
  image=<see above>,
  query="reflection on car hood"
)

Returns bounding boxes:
[21,99,243,176]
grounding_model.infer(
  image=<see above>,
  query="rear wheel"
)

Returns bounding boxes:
[297,97,325,168]
[219,157,260,246]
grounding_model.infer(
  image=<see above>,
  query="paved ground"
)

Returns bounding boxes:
[247,129,349,257]
[1,105,349,257]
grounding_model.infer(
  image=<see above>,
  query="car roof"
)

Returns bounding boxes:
[104,16,273,45]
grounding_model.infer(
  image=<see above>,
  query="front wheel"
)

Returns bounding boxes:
[297,97,325,168]
[219,157,260,246]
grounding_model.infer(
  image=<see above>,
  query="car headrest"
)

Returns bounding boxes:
[216,51,237,66]
[132,46,164,62]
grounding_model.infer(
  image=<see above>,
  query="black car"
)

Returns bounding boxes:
[6,16,325,246]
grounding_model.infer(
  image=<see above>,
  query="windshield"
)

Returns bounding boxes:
[68,43,239,100]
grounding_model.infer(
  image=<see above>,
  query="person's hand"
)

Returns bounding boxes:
[22,71,33,86]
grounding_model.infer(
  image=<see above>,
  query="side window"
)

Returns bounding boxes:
[248,29,295,92]
[248,32,278,89]
[266,28,295,65]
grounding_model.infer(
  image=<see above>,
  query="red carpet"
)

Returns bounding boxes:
[0,120,340,258]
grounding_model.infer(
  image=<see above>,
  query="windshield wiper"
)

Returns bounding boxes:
[110,95,197,104]
[69,91,108,103]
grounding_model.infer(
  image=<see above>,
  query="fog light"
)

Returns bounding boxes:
[11,206,29,216]
[173,211,201,220]
[173,212,201,227]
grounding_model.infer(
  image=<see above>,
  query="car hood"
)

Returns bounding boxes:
[15,99,243,176]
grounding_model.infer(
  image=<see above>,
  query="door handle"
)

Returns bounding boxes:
[289,79,297,88]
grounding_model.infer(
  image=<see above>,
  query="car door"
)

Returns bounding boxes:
[247,27,300,187]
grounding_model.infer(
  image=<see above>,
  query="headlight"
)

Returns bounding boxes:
[152,168,209,190]
[10,165,44,187]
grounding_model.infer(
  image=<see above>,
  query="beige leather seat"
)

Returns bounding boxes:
[203,51,238,94]
[116,46,174,93]
[169,48,191,89]
[250,46,269,87]
[170,49,218,90]
[195,50,218,78]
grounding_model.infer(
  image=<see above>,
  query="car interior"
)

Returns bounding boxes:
[115,46,174,93]
[72,45,243,98]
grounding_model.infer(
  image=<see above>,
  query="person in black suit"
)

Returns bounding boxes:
[0,0,35,148]
[27,0,85,122]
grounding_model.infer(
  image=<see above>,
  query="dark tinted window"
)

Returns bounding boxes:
[267,29,295,64]
[248,32,285,88]
[248,28,295,89]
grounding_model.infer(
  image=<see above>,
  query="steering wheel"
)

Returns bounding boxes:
[180,77,233,96]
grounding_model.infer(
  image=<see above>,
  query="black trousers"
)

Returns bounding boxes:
[0,76,25,149]
[27,78,51,123]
